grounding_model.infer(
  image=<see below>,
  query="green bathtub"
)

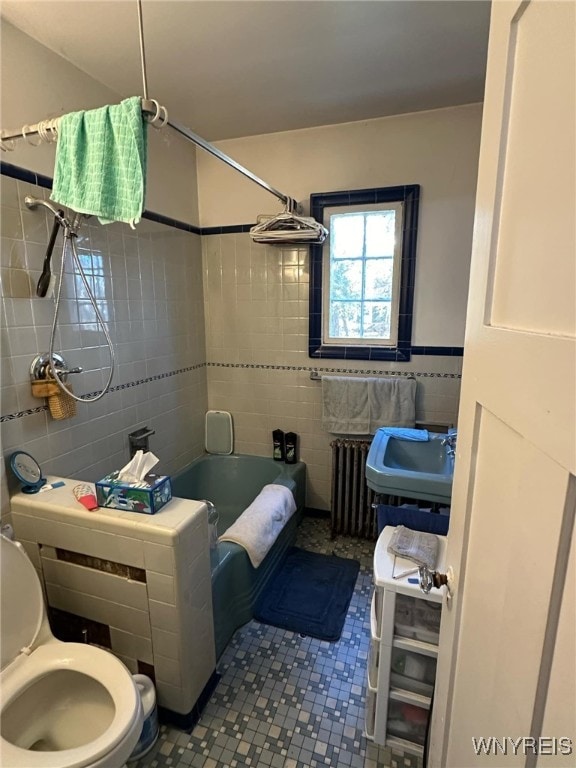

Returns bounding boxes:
[172,454,306,659]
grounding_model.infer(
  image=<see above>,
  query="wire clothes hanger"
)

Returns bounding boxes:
[250,206,328,245]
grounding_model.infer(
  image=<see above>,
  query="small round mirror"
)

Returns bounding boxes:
[10,451,46,493]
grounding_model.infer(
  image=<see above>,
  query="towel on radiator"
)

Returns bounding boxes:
[218,484,297,568]
[322,376,416,434]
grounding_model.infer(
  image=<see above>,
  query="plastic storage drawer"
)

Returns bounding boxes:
[394,594,441,644]
[386,699,429,746]
[390,647,436,697]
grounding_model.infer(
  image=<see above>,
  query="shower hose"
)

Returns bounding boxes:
[48,222,115,403]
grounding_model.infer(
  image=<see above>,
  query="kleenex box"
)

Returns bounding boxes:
[95,471,172,514]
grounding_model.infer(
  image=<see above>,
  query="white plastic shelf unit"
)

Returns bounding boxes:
[365,526,447,758]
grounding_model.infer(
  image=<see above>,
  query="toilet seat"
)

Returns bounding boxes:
[1,642,142,768]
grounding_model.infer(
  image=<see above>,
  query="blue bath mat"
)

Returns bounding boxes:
[254,547,360,642]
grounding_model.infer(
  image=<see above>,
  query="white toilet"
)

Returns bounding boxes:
[0,535,144,768]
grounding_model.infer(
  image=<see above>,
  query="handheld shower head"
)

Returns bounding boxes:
[25,196,91,236]
[25,196,69,227]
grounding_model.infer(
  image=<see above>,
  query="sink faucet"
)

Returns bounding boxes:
[441,430,457,457]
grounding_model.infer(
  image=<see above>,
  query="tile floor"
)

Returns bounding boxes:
[132,516,424,768]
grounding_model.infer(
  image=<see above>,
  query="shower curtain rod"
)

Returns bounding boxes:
[0,98,298,212]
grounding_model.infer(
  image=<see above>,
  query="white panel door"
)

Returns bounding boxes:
[429,1,576,766]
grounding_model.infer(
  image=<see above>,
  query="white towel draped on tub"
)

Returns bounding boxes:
[218,484,297,568]
[322,376,416,434]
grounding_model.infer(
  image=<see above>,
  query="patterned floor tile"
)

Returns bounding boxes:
[131,517,424,768]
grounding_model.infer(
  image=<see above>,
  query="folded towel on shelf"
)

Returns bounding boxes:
[218,484,297,568]
[51,96,147,227]
[387,525,439,569]
[380,427,429,441]
[322,376,416,434]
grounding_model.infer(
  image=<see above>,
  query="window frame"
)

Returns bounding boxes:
[309,185,420,362]
[322,201,404,348]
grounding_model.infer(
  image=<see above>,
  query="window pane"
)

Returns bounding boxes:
[365,211,396,257]
[331,213,365,259]
[365,258,394,300]
[362,302,391,339]
[330,259,363,300]
[329,301,362,338]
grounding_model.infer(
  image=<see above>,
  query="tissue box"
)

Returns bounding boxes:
[95,471,172,515]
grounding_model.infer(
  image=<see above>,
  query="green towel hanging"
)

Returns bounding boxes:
[51,96,147,227]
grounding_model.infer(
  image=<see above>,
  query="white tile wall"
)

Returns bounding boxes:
[202,232,462,509]
[109,627,154,665]
[147,570,176,604]
[1,174,207,521]
[46,583,153,637]
[152,626,180,660]
[41,557,149,611]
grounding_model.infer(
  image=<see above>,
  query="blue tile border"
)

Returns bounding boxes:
[411,346,464,356]
[201,223,255,235]
[206,361,461,377]
[1,160,53,190]
[2,161,258,236]
[1,360,461,422]
[0,405,48,421]
[0,364,205,422]
[142,209,201,234]
[1,161,201,235]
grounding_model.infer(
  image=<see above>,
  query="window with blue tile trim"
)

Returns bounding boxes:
[309,185,420,361]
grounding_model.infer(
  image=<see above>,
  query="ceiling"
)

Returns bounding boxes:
[1,0,491,142]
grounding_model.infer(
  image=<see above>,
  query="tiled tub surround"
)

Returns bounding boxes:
[9,479,216,722]
[1,170,462,521]
[0,173,207,520]
[202,231,462,510]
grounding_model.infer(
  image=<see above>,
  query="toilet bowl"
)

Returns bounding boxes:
[0,535,143,768]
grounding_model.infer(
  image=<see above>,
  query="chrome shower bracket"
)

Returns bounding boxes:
[30,353,82,383]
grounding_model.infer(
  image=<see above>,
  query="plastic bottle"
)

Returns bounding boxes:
[273,429,285,461]
[285,432,298,464]
[129,674,159,760]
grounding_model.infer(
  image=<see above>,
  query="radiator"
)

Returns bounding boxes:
[330,439,377,539]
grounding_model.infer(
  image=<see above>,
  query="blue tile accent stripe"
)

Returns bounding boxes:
[1,162,256,236]
[1,160,53,190]
[1,361,461,422]
[0,405,48,421]
[142,209,201,234]
[411,346,464,356]
[1,161,200,234]
[201,224,255,235]
[206,361,461,378]
[0,364,205,422]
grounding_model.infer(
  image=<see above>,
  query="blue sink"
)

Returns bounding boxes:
[366,429,453,504]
